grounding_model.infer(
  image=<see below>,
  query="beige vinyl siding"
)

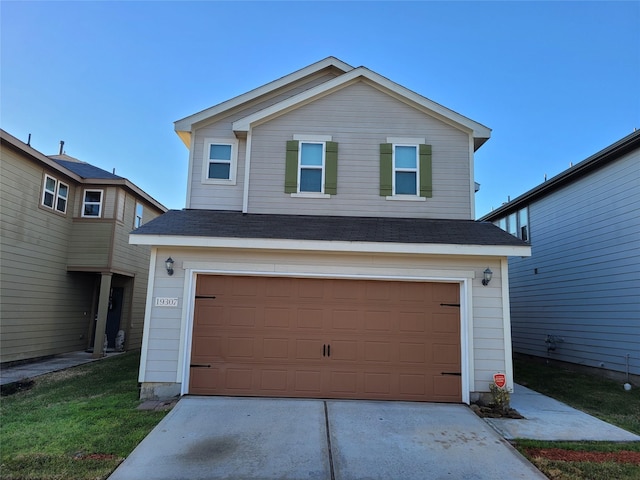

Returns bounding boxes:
[140,247,506,395]
[246,81,472,219]
[0,145,96,363]
[507,150,640,376]
[110,191,162,348]
[188,71,341,210]
[67,221,114,268]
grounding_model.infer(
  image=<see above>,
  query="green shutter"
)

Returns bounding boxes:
[419,144,432,198]
[324,141,338,195]
[379,143,393,196]
[284,140,299,193]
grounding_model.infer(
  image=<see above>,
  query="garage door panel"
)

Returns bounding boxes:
[190,276,461,402]
[331,309,361,330]
[294,370,323,393]
[264,307,291,328]
[262,338,289,359]
[364,341,391,362]
[363,311,393,332]
[194,304,224,326]
[296,308,324,329]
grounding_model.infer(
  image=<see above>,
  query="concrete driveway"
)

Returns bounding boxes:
[109,396,546,480]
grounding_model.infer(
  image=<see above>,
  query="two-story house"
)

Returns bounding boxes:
[0,129,166,365]
[480,130,639,383]
[130,58,530,403]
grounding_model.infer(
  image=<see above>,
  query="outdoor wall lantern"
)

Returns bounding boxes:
[165,257,175,276]
[482,267,493,286]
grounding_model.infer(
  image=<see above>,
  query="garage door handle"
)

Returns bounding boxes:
[190,364,211,368]
[441,372,461,376]
[322,345,331,357]
[195,295,216,299]
[327,344,330,357]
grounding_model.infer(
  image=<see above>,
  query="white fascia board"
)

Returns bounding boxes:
[232,67,491,144]
[174,57,354,135]
[129,234,531,257]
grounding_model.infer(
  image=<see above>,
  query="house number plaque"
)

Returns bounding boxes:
[155,297,178,307]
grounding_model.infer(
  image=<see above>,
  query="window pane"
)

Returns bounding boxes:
[85,191,102,203]
[209,162,231,179]
[300,168,322,192]
[508,212,517,236]
[56,197,67,212]
[396,172,417,195]
[301,143,323,166]
[209,144,232,161]
[45,177,56,192]
[395,146,417,168]
[84,204,100,216]
[43,191,54,207]
[58,184,68,199]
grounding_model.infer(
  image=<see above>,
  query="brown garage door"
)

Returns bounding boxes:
[190,275,461,402]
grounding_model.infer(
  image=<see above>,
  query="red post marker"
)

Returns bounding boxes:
[493,373,506,389]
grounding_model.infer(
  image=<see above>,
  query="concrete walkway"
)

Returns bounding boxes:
[485,383,640,442]
[0,351,123,386]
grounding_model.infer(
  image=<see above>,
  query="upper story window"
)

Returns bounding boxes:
[284,135,337,197]
[380,139,432,200]
[494,206,529,242]
[202,138,238,185]
[41,174,68,214]
[134,202,144,228]
[394,145,418,195]
[82,189,103,218]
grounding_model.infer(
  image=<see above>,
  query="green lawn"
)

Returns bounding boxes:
[513,356,640,480]
[0,351,168,480]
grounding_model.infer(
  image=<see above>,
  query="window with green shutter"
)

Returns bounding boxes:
[380,142,432,198]
[284,138,337,195]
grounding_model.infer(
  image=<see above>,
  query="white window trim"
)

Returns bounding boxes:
[202,138,239,185]
[42,174,57,209]
[41,174,69,213]
[82,189,104,218]
[298,141,325,194]
[55,181,69,213]
[391,143,420,197]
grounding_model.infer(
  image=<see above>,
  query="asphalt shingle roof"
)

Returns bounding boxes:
[131,209,526,246]
[51,157,123,180]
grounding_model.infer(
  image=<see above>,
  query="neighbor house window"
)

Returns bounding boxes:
[134,202,144,228]
[82,189,103,217]
[380,139,432,199]
[202,138,238,185]
[284,135,337,196]
[41,174,68,214]
[494,207,530,242]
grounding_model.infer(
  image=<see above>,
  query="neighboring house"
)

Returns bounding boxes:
[0,129,167,364]
[130,57,530,403]
[480,130,639,381]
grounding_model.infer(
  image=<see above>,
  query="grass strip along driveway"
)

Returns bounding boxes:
[0,352,168,480]
[1,352,638,480]
[513,357,640,480]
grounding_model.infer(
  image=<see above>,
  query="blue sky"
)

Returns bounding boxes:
[2,1,638,217]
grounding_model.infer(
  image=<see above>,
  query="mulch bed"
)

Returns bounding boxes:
[470,403,524,419]
[525,448,640,464]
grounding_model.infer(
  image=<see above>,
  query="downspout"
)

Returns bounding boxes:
[242,129,253,213]
[185,133,196,209]
[469,135,476,218]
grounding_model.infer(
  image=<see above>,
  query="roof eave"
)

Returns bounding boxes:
[480,130,640,221]
[174,57,354,147]
[129,234,531,257]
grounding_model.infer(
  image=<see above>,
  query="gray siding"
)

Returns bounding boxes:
[188,71,341,210]
[189,80,473,219]
[248,81,472,219]
[508,149,640,375]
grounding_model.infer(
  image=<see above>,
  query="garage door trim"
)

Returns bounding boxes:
[179,269,472,404]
